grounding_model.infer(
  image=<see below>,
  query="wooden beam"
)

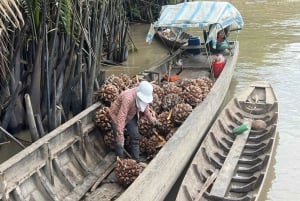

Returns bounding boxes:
[209,119,252,197]
[90,161,116,192]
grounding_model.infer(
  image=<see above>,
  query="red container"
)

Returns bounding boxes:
[212,61,225,78]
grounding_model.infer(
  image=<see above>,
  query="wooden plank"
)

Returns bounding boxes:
[90,161,116,192]
[209,119,252,197]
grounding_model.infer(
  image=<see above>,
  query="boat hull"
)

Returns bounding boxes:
[176,81,278,201]
[155,29,191,50]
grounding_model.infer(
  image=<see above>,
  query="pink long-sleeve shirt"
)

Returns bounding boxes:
[108,87,154,142]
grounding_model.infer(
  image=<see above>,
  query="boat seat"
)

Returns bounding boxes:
[143,70,160,82]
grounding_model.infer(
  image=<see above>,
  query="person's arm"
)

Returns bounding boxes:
[143,105,155,123]
[115,98,130,142]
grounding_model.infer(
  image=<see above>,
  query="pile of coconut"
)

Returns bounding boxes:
[94,73,213,186]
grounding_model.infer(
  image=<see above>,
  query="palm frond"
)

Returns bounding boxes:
[0,0,24,30]
[60,0,72,34]
[20,0,41,39]
[0,38,9,87]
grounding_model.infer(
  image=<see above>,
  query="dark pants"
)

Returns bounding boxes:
[113,115,140,162]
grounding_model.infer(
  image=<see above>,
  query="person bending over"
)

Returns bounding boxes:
[108,80,159,163]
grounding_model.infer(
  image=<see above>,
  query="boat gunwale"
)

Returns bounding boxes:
[0,102,101,172]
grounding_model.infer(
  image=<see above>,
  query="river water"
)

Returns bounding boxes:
[109,1,300,200]
[1,0,299,200]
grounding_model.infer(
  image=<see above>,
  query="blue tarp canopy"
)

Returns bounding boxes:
[146,1,244,44]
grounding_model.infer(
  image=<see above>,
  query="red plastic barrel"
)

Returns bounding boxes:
[212,61,225,78]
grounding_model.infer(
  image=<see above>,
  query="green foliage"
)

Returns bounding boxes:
[130,3,141,20]
[21,0,40,39]
[60,0,72,35]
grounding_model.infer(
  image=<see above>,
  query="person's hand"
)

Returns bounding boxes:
[116,134,124,147]
[116,140,124,148]
[115,139,124,159]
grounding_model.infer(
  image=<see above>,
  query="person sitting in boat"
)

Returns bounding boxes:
[108,81,160,164]
[215,29,230,54]
[207,26,230,55]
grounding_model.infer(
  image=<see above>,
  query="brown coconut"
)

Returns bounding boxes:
[252,119,267,130]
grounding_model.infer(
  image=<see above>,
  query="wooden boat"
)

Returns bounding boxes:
[176,81,278,201]
[155,28,192,50]
[0,39,238,201]
[0,2,244,201]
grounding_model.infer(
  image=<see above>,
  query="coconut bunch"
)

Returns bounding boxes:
[119,73,132,89]
[138,115,155,138]
[181,85,203,107]
[130,76,142,88]
[150,93,162,114]
[115,157,142,187]
[161,93,183,112]
[157,111,175,136]
[106,74,127,92]
[172,103,193,124]
[94,107,112,131]
[162,82,182,96]
[152,83,164,97]
[200,85,210,100]
[103,130,115,149]
[97,83,119,105]
[177,78,197,90]
[194,77,213,99]
[201,77,214,89]
[139,135,155,157]
[139,133,166,159]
